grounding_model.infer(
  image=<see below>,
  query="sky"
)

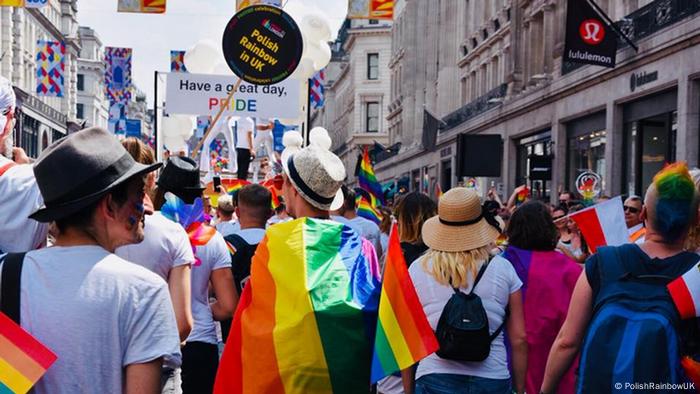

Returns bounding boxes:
[76,0,347,107]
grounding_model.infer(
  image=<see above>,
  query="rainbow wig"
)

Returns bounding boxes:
[652,162,697,242]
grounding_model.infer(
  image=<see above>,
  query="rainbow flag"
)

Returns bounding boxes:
[358,147,385,206]
[371,222,438,382]
[0,312,57,393]
[357,195,382,224]
[224,178,251,195]
[435,183,443,199]
[214,218,381,394]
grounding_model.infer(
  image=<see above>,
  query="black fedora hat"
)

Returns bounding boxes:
[30,127,162,223]
[157,156,205,204]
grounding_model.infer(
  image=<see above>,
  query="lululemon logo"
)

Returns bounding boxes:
[579,19,605,45]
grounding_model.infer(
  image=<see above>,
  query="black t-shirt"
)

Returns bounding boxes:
[401,242,428,268]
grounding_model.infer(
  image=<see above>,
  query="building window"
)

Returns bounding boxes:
[367,53,379,80]
[566,112,607,193]
[515,130,552,199]
[77,74,84,91]
[366,102,379,133]
[76,103,84,119]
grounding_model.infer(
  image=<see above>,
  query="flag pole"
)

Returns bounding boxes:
[190,78,243,160]
[587,0,638,52]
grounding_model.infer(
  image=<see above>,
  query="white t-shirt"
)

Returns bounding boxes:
[408,254,522,380]
[236,117,254,149]
[216,219,240,237]
[0,157,47,252]
[235,227,266,245]
[0,246,181,393]
[188,232,232,344]
[348,216,383,257]
[115,212,194,280]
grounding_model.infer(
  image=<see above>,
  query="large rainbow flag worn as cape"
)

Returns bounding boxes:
[214,218,382,394]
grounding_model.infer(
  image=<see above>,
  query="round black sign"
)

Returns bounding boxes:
[222,5,303,85]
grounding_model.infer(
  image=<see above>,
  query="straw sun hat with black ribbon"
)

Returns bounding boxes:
[422,187,500,253]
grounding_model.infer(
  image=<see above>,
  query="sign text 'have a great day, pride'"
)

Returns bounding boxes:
[164,72,300,118]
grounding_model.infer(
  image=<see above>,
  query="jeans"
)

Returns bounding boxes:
[415,373,512,394]
[161,367,182,394]
[236,148,251,180]
[181,341,219,394]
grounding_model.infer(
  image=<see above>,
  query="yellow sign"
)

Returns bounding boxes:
[236,0,281,11]
[0,0,27,6]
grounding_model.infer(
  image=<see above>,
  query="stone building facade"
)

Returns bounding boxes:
[311,18,392,184]
[76,25,108,129]
[1,0,80,158]
[378,0,700,202]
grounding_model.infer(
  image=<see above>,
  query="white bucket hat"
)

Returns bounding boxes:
[282,127,345,211]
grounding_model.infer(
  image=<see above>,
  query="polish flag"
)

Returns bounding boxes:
[570,196,629,253]
[668,264,700,319]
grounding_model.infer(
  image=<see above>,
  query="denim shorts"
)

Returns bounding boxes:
[415,373,512,394]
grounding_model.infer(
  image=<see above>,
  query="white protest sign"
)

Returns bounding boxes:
[165,72,300,119]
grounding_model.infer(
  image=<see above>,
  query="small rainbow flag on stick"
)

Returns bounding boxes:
[357,195,382,224]
[223,178,251,195]
[358,147,385,206]
[0,312,57,393]
[371,222,439,382]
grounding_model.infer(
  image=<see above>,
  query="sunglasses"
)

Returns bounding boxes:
[623,205,640,214]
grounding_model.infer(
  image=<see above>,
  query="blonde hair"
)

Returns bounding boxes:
[422,246,492,288]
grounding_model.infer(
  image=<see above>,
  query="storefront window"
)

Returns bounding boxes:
[624,111,677,196]
[568,131,606,193]
[516,130,552,199]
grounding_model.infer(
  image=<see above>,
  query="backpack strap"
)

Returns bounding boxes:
[467,261,490,295]
[0,252,27,324]
[450,261,491,294]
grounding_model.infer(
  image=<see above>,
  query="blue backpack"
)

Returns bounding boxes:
[577,245,698,394]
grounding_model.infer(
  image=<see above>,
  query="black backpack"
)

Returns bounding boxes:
[435,261,507,362]
[221,234,259,342]
[0,253,27,324]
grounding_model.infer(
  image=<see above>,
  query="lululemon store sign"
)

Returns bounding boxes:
[222,5,303,85]
[563,0,617,68]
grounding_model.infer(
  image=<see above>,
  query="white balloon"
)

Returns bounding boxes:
[290,57,315,80]
[284,0,347,41]
[212,62,233,76]
[184,40,221,74]
[309,42,331,71]
[301,14,332,42]
[177,116,195,139]
[163,134,185,151]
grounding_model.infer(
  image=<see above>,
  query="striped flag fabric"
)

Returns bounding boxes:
[214,218,381,393]
[0,312,58,393]
[35,40,65,97]
[117,0,166,13]
[371,222,438,382]
[570,196,628,253]
[435,183,443,200]
[223,178,251,195]
[358,147,385,206]
[668,263,700,319]
[310,70,325,109]
[357,195,382,224]
[170,50,187,72]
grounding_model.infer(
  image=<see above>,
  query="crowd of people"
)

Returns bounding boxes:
[2,73,700,394]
